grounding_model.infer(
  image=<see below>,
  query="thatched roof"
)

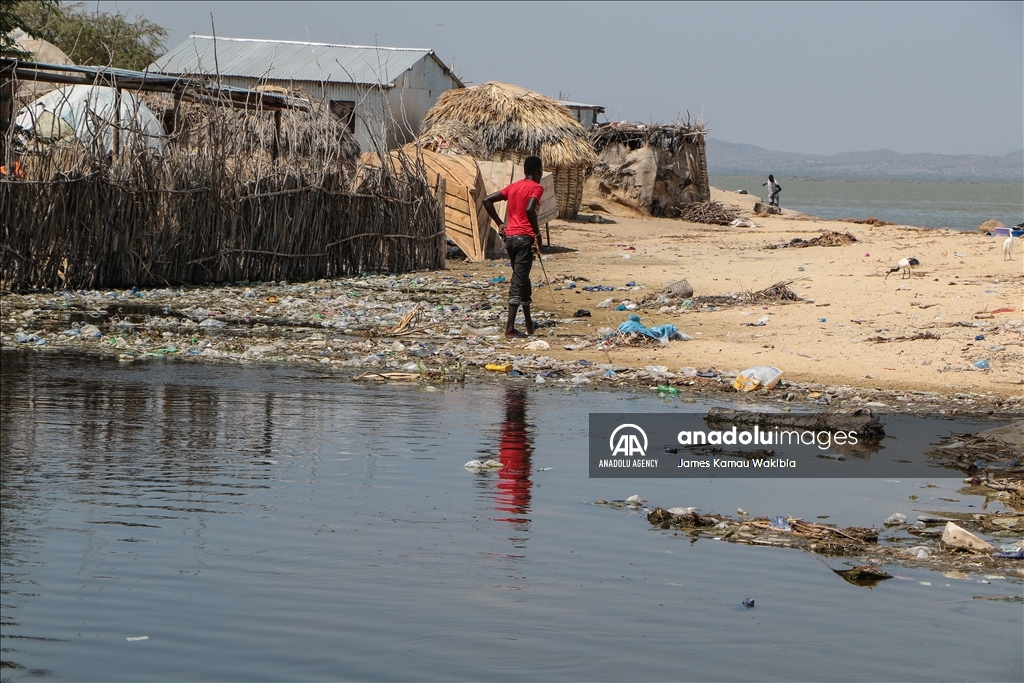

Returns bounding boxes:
[415,120,485,157]
[420,81,596,169]
[590,122,707,154]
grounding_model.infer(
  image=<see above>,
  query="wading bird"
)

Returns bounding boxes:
[1004,236,1018,261]
[885,257,920,280]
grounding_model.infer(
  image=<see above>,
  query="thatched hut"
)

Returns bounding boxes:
[584,122,709,217]
[419,81,596,219]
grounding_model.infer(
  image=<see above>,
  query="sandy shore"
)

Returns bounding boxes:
[517,187,1023,397]
[2,186,1021,410]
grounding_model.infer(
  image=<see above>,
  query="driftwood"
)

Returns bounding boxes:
[705,407,885,439]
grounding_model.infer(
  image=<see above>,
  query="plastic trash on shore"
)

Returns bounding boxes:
[769,516,791,531]
[617,314,688,342]
[461,323,499,337]
[733,366,783,392]
[883,513,907,527]
[485,363,512,373]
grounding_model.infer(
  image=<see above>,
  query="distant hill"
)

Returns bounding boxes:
[707,139,1023,182]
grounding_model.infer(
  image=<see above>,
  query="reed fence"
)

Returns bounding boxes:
[2,76,445,291]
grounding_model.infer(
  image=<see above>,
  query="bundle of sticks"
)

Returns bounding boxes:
[669,201,738,225]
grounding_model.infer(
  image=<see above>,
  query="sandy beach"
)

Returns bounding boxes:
[512,187,1023,397]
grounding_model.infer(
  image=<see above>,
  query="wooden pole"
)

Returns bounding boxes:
[112,87,121,157]
[273,110,281,161]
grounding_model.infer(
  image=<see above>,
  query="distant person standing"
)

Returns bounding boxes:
[763,174,781,207]
[482,155,544,338]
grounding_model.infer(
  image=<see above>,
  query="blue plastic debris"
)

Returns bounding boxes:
[974,335,985,341]
[769,516,791,531]
[616,304,628,311]
[742,598,755,608]
[582,285,613,292]
[992,550,1024,560]
[974,359,990,370]
[617,314,688,341]
[625,281,636,287]
[490,275,506,283]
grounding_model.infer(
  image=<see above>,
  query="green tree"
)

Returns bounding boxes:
[1,0,59,57]
[11,1,167,70]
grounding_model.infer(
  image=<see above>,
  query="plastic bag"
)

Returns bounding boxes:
[733,366,783,392]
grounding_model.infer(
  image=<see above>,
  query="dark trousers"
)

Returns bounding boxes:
[505,236,534,305]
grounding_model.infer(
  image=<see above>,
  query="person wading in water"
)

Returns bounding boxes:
[482,155,544,338]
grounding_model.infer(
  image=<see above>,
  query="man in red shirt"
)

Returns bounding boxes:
[482,155,544,338]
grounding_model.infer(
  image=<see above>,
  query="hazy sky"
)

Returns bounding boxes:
[96,1,1023,156]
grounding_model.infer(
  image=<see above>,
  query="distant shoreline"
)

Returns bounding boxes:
[710,173,1022,185]
[707,139,1023,184]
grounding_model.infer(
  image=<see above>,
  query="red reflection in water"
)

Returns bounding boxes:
[493,386,532,524]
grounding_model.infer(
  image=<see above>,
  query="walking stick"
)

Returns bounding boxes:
[534,240,557,303]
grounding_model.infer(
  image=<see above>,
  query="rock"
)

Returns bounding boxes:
[753,202,765,213]
[941,521,995,553]
[662,279,694,299]
[766,206,782,215]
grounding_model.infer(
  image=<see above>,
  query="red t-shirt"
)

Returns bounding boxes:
[500,178,544,237]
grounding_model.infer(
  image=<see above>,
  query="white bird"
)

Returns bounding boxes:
[885,257,920,280]
[1004,236,1018,261]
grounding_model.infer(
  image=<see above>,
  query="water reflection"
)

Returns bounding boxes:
[493,385,533,533]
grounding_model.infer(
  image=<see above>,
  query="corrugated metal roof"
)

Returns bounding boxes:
[150,36,460,88]
[559,100,605,111]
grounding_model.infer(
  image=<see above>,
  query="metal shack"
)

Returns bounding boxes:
[149,36,463,153]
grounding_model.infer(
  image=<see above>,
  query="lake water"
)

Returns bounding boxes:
[2,350,1021,682]
[711,175,1023,231]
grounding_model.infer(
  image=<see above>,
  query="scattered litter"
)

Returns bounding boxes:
[618,314,688,342]
[769,516,791,531]
[126,636,150,642]
[464,459,503,472]
[742,598,755,608]
[883,513,907,527]
[583,285,614,292]
[485,363,512,373]
[573,309,591,317]
[733,366,783,392]
[941,522,995,553]
[973,359,990,370]
[523,340,550,351]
